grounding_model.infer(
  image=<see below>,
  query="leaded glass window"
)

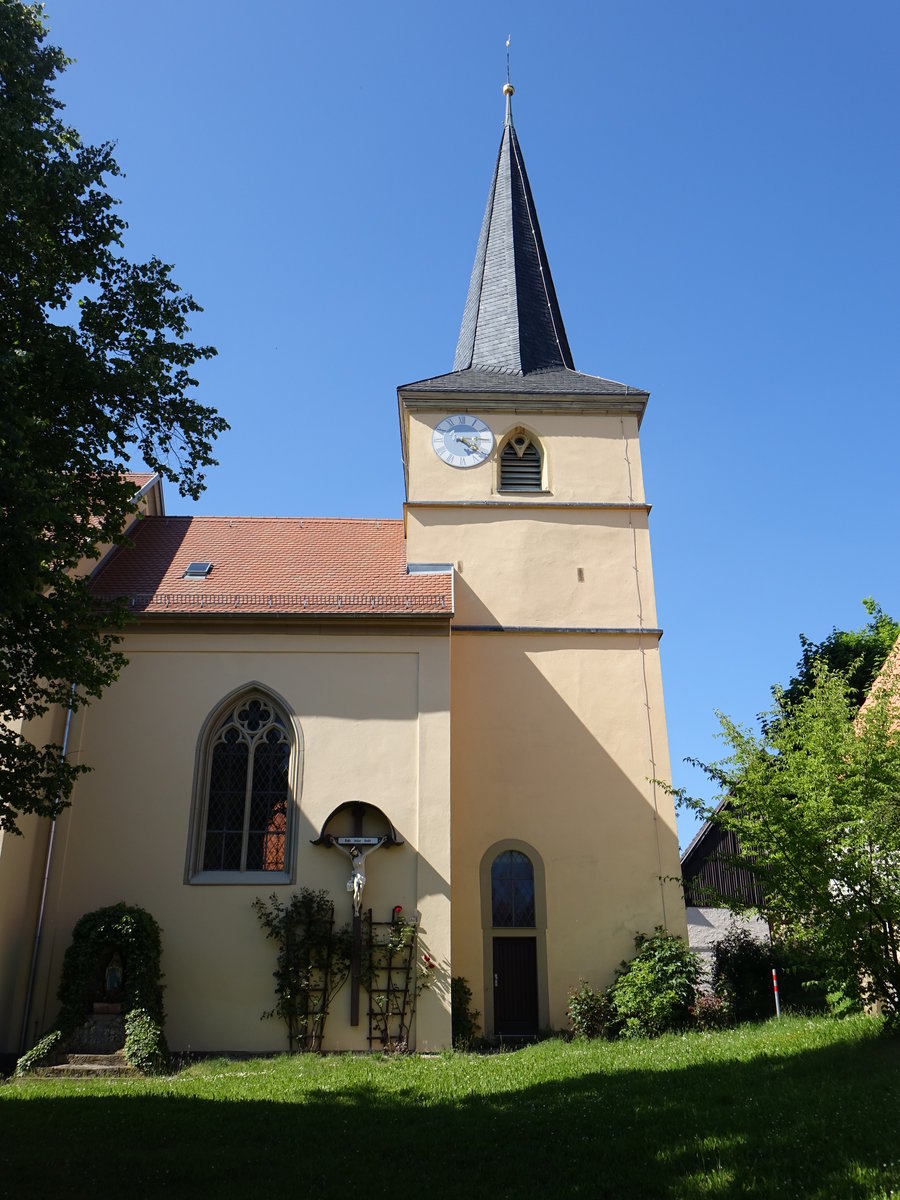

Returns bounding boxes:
[202,696,290,873]
[491,850,536,927]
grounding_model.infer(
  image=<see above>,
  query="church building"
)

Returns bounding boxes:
[0,85,685,1057]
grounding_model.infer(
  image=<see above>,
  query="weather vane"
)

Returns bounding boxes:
[506,34,511,85]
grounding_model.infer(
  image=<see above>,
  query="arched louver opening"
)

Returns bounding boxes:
[499,435,542,491]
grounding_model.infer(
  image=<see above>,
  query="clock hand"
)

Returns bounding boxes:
[458,436,479,452]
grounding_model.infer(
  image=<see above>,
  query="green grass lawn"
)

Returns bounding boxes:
[2,1015,898,1199]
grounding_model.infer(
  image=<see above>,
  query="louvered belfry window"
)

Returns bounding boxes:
[203,696,290,872]
[491,850,536,927]
[499,435,542,491]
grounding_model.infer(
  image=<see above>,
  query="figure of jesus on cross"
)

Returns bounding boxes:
[329,836,388,916]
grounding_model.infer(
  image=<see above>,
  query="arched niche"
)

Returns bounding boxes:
[312,801,403,849]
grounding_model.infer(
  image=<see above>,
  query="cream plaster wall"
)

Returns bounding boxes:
[404,409,646,504]
[401,392,685,1037]
[407,506,658,629]
[17,625,451,1055]
[0,708,67,1057]
[448,634,685,1031]
[0,811,50,1056]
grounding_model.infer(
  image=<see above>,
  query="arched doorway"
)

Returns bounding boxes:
[480,842,548,1037]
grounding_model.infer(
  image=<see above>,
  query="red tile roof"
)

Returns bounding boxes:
[89,516,452,617]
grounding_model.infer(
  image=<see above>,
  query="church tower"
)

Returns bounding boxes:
[398,84,685,1036]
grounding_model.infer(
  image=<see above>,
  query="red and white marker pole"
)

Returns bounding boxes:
[772,967,781,1019]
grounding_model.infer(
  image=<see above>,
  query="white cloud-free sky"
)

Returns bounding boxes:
[44,1,900,848]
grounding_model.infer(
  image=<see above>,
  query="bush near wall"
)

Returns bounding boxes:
[611,928,701,1038]
[713,927,834,1022]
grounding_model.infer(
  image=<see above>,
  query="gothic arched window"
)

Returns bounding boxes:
[190,690,297,879]
[491,850,536,927]
[499,433,543,491]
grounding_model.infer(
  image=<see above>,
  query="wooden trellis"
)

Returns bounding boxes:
[363,908,418,1051]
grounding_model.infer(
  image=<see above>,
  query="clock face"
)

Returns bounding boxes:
[432,414,493,468]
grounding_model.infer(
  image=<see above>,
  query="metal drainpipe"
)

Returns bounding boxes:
[19,684,76,1055]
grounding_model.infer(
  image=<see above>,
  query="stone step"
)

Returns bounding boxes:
[36,1052,136,1078]
[66,1051,127,1065]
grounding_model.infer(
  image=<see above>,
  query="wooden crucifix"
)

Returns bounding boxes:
[327,832,389,1025]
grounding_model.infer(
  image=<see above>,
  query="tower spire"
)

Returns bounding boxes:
[453,81,574,375]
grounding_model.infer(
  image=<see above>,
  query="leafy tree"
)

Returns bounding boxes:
[772,598,898,724]
[677,666,900,1020]
[0,3,226,833]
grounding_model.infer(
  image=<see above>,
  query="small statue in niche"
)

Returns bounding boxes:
[104,952,123,997]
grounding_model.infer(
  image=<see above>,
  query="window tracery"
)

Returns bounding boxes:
[192,691,295,878]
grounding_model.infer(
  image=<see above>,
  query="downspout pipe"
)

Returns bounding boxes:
[19,684,76,1055]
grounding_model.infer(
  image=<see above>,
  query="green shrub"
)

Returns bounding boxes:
[713,927,836,1022]
[451,976,481,1049]
[712,927,773,1022]
[15,1029,63,1077]
[772,934,833,1015]
[689,992,730,1030]
[611,927,700,1038]
[124,1008,170,1074]
[567,979,616,1039]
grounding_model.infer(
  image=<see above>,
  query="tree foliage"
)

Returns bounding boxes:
[0,3,226,833]
[677,665,900,1020]
[772,598,899,724]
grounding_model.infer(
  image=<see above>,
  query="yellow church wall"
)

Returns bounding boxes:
[20,624,451,1055]
[400,389,684,1038]
[0,708,68,1058]
[406,505,658,629]
[403,408,646,505]
[448,633,685,1033]
[0,813,51,1057]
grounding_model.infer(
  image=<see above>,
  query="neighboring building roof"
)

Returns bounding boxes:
[681,802,765,909]
[89,516,452,617]
[122,472,158,488]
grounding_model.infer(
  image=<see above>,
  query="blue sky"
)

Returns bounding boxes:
[45,2,900,849]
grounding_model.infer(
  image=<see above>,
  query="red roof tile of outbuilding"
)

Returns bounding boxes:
[89,516,452,616]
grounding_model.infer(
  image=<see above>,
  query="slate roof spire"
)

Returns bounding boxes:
[453,82,575,376]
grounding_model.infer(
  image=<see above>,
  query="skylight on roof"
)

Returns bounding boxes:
[183,561,213,579]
